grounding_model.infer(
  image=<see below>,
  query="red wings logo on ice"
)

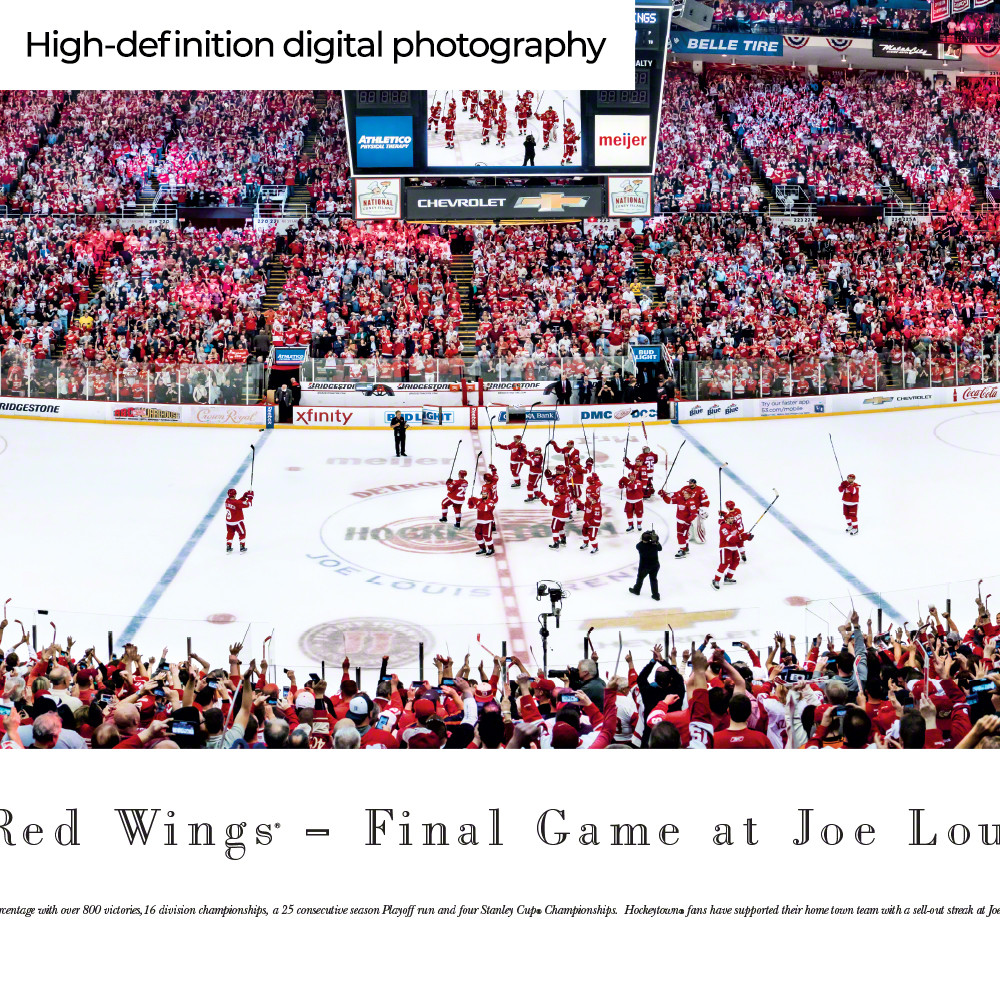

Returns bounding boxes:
[299,617,433,671]
[374,517,482,555]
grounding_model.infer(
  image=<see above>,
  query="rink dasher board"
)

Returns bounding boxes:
[5,390,1000,431]
[0,399,661,430]
[0,398,266,428]
[675,385,1000,424]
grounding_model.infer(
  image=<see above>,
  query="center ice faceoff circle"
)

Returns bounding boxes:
[314,487,661,593]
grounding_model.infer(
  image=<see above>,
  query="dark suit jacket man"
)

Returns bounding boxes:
[276,384,293,424]
[556,377,573,404]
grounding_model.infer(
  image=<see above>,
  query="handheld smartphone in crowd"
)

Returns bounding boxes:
[968,678,997,724]
[170,721,195,736]
[207,680,218,689]
[267,696,278,705]
[560,693,579,704]
[731,642,743,648]
[152,687,165,697]
[282,685,290,698]
[0,701,12,718]
[441,678,456,687]
[374,712,392,731]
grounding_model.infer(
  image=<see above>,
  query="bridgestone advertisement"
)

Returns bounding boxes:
[403,184,606,220]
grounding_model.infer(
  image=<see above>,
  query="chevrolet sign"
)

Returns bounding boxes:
[405,184,604,220]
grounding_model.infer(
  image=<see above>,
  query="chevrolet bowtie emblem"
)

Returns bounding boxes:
[511,193,590,213]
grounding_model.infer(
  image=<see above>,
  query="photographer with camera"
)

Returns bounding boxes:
[629,529,662,601]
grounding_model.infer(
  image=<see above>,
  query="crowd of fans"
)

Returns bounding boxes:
[709,2,931,37]
[155,91,316,207]
[4,603,999,748]
[641,212,1000,397]
[717,71,887,205]
[1,218,272,399]
[302,92,352,217]
[940,11,1000,43]
[0,90,349,214]
[270,218,466,378]
[654,68,764,214]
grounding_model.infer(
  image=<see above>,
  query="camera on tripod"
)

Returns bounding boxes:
[536,581,564,611]
[536,580,567,670]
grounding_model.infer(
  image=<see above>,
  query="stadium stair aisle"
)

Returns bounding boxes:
[284,89,330,219]
[946,116,990,211]
[711,97,779,214]
[452,253,478,356]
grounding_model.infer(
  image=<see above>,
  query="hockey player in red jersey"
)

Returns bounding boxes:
[496,435,528,487]
[545,463,569,495]
[712,510,753,589]
[838,474,859,535]
[627,445,658,498]
[525,447,544,501]
[516,91,533,134]
[225,488,254,553]
[536,106,559,148]
[440,469,468,528]
[443,100,457,149]
[495,102,508,147]
[618,470,646,532]
[483,465,499,505]
[723,499,748,562]
[427,101,442,133]
[467,486,497,556]
[540,483,573,548]
[561,117,578,165]
[577,484,603,553]
[550,439,580,468]
[660,478,710,558]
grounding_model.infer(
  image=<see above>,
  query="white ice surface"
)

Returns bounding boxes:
[1,406,996,681]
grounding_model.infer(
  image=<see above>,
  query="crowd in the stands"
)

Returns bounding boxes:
[271,218,467,379]
[0,218,272,400]
[709,2,931,37]
[4,605,999,748]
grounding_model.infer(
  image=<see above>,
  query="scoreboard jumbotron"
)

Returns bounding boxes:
[343,6,669,179]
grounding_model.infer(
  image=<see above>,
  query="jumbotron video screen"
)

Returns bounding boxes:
[343,7,668,176]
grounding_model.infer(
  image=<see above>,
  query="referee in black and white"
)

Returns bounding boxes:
[390,410,407,457]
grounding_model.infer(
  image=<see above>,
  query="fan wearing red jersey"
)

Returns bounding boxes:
[577,487,603,553]
[540,484,573,548]
[496,435,528,487]
[618,470,645,532]
[838,474,859,535]
[467,486,497,556]
[225,489,254,553]
[440,470,468,528]
[712,511,753,589]
[714,693,771,748]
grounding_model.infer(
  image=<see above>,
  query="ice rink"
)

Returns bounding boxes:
[1,407,997,681]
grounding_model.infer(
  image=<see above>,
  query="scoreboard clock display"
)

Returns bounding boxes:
[344,5,667,177]
[354,90,415,110]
